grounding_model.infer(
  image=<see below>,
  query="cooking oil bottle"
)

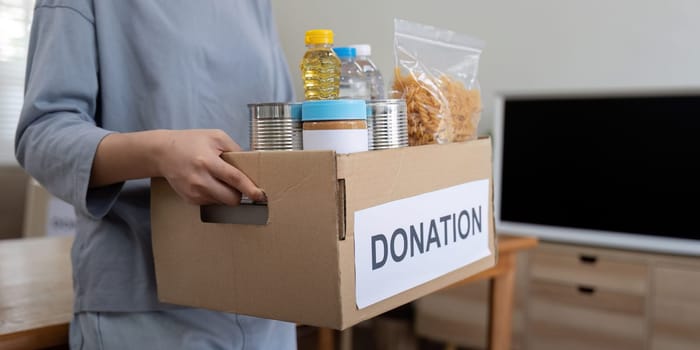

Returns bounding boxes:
[300,29,340,100]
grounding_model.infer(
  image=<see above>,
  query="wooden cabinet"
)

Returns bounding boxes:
[530,249,648,294]
[651,265,700,350]
[528,242,700,350]
[528,281,646,350]
[414,239,700,350]
[530,242,700,350]
[528,248,648,350]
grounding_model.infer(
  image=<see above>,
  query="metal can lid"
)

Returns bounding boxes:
[248,102,293,120]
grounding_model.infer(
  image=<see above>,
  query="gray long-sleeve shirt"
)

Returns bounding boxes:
[16,0,293,312]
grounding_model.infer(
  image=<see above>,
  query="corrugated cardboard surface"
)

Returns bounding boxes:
[151,139,496,329]
[152,150,344,327]
[0,166,28,239]
[22,178,76,238]
[22,178,49,238]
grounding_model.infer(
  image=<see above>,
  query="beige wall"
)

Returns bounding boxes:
[273,0,700,134]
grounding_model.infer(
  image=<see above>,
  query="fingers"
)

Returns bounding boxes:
[168,173,242,207]
[210,156,266,202]
[203,177,243,206]
[165,129,263,206]
[207,131,266,202]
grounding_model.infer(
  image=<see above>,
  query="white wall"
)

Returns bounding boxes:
[272,0,700,134]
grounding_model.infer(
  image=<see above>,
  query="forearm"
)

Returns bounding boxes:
[89,128,265,204]
[89,130,166,187]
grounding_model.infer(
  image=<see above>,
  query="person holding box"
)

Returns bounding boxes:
[15,1,295,348]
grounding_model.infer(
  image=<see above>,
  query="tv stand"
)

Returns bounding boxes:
[414,237,700,350]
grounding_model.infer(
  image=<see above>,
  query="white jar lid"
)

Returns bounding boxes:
[350,44,371,56]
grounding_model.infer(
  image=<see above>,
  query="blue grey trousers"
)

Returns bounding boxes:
[69,309,297,350]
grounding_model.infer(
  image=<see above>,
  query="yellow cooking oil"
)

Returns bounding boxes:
[300,29,340,100]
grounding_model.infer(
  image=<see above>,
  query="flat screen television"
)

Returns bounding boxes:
[493,89,700,256]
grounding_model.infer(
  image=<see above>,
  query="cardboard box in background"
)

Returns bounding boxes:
[0,166,28,239]
[23,178,76,238]
[151,138,497,329]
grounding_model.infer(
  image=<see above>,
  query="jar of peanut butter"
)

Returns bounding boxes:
[301,100,369,154]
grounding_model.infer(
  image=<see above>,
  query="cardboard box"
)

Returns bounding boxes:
[0,166,28,239]
[151,138,497,329]
[23,178,76,238]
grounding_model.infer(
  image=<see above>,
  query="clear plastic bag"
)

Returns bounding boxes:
[392,18,484,145]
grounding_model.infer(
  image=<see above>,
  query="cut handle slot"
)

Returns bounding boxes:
[200,202,269,225]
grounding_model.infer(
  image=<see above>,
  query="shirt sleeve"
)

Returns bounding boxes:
[267,3,295,102]
[15,4,123,220]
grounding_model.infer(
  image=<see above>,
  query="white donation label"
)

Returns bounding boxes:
[354,179,491,309]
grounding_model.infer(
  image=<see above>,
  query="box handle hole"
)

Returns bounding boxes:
[200,197,269,225]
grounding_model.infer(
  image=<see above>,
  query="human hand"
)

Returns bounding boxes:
[155,129,265,206]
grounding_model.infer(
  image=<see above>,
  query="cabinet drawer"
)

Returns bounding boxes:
[528,280,646,350]
[651,266,700,350]
[531,249,648,295]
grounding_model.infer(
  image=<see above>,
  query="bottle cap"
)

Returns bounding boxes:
[302,100,367,121]
[305,29,334,45]
[333,47,356,59]
[350,44,371,56]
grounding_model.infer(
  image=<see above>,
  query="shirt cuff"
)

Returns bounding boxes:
[75,129,124,219]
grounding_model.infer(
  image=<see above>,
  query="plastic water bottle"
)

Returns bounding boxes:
[350,44,385,99]
[301,29,341,100]
[333,47,369,100]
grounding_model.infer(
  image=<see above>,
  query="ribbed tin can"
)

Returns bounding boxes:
[249,102,302,151]
[366,99,409,150]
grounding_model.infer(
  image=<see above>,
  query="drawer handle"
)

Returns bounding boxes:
[577,286,596,295]
[579,254,598,264]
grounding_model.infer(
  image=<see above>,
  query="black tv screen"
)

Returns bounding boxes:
[494,91,700,255]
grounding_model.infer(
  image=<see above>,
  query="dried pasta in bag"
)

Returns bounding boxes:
[392,19,484,145]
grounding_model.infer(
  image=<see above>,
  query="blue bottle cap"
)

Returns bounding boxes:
[290,102,302,121]
[302,99,367,121]
[333,47,356,59]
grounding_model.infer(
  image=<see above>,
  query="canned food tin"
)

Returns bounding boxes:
[366,99,409,150]
[249,102,303,151]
